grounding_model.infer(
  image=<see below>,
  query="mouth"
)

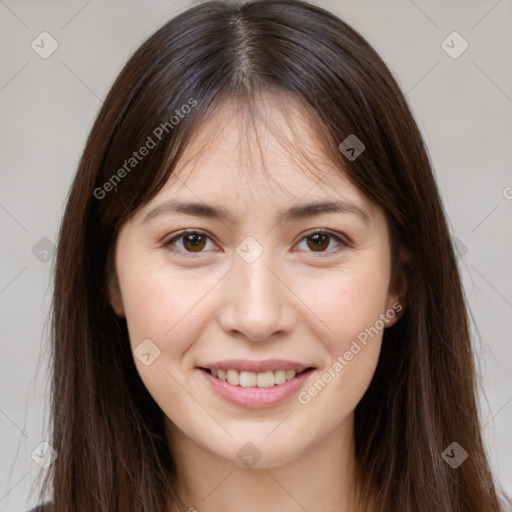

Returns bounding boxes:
[196,359,317,408]
[198,366,315,388]
[198,364,316,409]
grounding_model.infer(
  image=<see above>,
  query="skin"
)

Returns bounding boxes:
[108,96,402,512]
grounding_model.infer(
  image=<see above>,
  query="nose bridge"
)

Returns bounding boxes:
[217,239,294,341]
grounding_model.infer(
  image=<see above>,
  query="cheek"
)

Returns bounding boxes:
[121,270,170,347]
[119,259,221,357]
[118,263,212,415]
[304,264,391,351]
[294,261,390,406]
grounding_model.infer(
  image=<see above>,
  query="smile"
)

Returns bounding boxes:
[205,368,308,388]
[197,363,316,409]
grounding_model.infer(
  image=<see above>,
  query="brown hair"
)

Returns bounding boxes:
[33,0,510,511]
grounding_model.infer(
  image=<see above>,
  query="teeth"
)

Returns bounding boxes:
[226,369,240,385]
[285,369,296,380]
[257,370,275,388]
[274,369,286,385]
[210,368,304,387]
[239,371,257,387]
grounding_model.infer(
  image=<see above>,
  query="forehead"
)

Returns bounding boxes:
[155,94,371,213]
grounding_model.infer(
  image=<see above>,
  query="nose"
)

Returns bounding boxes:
[215,249,297,342]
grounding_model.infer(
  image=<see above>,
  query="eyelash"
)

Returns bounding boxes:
[162,228,350,257]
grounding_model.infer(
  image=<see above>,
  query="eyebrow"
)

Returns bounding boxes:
[142,199,370,225]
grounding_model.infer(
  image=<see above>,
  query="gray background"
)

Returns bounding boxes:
[0,0,511,510]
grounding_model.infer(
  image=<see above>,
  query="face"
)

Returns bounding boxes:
[108,97,401,469]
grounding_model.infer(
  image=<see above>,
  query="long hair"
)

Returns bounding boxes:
[34,1,509,510]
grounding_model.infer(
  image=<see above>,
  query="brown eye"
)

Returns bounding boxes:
[182,233,206,252]
[164,230,214,254]
[296,229,348,256]
[306,233,330,252]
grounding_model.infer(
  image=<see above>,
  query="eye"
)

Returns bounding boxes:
[162,229,349,256]
[163,229,216,255]
[294,229,349,256]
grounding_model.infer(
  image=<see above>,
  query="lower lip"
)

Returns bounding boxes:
[199,368,315,409]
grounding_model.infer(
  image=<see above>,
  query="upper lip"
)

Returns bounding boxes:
[198,359,314,373]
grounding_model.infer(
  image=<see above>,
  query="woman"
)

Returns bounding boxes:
[30,0,511,510]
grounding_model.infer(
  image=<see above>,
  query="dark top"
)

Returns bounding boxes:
[28,503,52,512]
